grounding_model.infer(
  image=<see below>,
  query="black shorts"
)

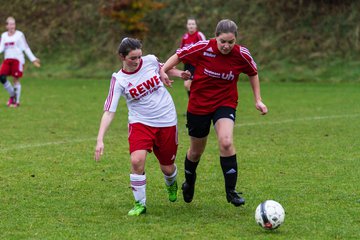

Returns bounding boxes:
[186,106,236,138]
[184,63,195,76]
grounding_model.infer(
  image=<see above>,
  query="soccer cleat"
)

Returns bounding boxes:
[181,181,195,203]
[166,180,178,202]
[7,96,16,107]
[9,103,20,108]
[128,202,146,216]
[226,190,245,207]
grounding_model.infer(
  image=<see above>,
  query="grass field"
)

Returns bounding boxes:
[1,77,359,239]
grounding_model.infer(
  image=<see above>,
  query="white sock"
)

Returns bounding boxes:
[14,83,21,103]
[130,173,146,206]
[3,80,14,96]
[164,164,177,186]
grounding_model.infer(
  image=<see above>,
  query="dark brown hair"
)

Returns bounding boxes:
[118,37,142,57]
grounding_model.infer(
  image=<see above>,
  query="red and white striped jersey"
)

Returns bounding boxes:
[104,55,177,127]
[0,30,37,64]
[176,38,258,115]
[180,31,206,48]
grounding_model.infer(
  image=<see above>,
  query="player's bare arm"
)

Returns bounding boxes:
[249,74,268,115]
[32,58,41,68]
[166,68,191,81]
[95,111,115,161]
[160,54,181,87]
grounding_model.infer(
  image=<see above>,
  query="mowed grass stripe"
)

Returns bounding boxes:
[1,112,359,152]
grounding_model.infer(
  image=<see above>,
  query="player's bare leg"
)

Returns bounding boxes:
[215,118,245,206]
[182,136,207,203]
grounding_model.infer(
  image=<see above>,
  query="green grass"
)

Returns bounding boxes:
[1,78,359,239]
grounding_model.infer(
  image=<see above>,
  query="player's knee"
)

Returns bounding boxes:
[160,164,175,176]
[188,149,204,161]
[218,137,233,152]
[130,157,145,173]
[0,75,6,84]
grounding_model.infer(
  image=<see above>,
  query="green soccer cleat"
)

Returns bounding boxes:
[166,180,178,202]
[128,202,146,216]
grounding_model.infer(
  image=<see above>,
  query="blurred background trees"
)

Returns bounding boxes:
[0,0,359,80]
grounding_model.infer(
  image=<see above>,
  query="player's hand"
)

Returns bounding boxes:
[94,141,104,161]
[256,100,268,115]
[181,70,192,80]
[33,59,41,68]
[160,70,173,87]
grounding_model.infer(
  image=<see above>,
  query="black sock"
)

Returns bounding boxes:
[184,155,199,185]
[220,155,237,192]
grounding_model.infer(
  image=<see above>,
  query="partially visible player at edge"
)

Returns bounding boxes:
[94,38,191,216]
[0,17,40,107]
[180,17,206,97]
[160,19,268,207]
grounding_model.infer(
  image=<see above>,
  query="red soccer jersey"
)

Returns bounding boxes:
[180,31,206,48]
[176,38,258,115]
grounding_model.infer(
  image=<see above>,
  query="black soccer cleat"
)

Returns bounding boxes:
[182,181,195,203]
[226,190,245,207]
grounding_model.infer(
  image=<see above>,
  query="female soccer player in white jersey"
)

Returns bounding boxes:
[94,38,190,216]
[0,17,40,107]
[160,19,268,207]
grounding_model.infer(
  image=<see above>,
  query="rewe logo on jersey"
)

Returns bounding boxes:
[5,42,15,47]
[204,68,235,81]
[129,75,161,99]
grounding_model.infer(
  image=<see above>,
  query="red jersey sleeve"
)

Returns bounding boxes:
[180,34,186,48]
[176,40,209,66]
[197,31,206,41]
[239,46,258,76]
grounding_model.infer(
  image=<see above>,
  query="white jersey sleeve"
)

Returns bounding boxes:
[104,75,123,112]
[19,32,36,62]
[0,33,5,54]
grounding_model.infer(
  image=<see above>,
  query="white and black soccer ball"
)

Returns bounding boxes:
[255,200,285,229]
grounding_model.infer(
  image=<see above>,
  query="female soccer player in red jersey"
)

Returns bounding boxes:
[0,17,40,107]
[160,19,268,207]
[94,38,190,216]
[180,17,206,97]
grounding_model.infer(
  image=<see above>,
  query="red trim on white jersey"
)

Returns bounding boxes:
[104,76,116,111]
[103,55,177,127]
[0,30,36,64]
[121,59,143,75]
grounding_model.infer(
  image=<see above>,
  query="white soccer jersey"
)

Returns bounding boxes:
[104,55,177,127]
[0,30,37,64]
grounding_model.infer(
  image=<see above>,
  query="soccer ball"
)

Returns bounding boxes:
[255,200,285,229]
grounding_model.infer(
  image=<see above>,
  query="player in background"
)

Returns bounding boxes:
[94,38,190,216]
[0,17,40,107]
[160,19,268,207]
[180,17,206,97]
